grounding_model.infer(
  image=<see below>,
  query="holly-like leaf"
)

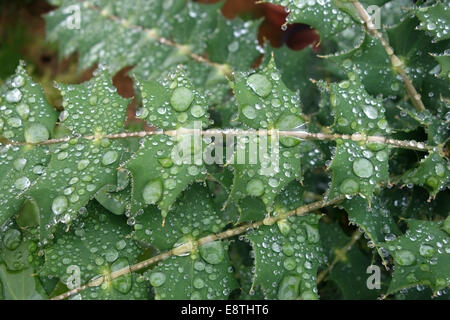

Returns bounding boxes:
[0,265,47,300]
[229,58,303,214]
[263,0,360,39]
[247,214,324,300]
[402,152,450,198]
[432,53,450,79]
[135,184,237,299]
[319,222,385,299]
[327,73,390,200]
[382,219,450,294]
[343,193,401,247]
[387,16,450,109]
[126,68,211,217]
[0,63,57,226]
[40,202,148,300]
[26,69,129,241]
[415,2,450,43]
[325,33,402,96]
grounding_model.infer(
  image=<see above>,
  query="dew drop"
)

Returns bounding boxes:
[142,179,163,205]
[170,87,194,112]
[102,151,118,166]
[24,124,49,143]
[247,73,272,98]
[199,241,224,265]
[277,275,301,300]
[352,158,374,178]
[246,178,264,197]
[52,195,68,216]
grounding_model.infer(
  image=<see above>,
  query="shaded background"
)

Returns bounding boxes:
[0,0,319,109]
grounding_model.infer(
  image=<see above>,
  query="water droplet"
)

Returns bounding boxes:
[170,87,194,112]
[24,124,49,143]
[12,75,25,88]
[52,195,68,216]
[376,150,388,162]
[193,277,205,289]
[111,257,132,294]
[190,105,205,118]
[276,114,304,147]
[277,219,291,236]
[14,176,30,190]
[340,178,359,194]
[227,41,239,52]
[77,159,90,170]
[16,103,30,119]
[199,241,224,265]
[277,275,301,300]
[149,272,166,287]
[242,105,257,119]
[352,158,374,178]
[283,257,296,271]
[246,178,264,197]
[419,244,435,258]
[362,105,378,120]
[158,158,173,168]
[102,151,118,166]
[2,229,22,250]
[6,89,22,103]
[105,248,119,263]
[305,224,320,243]
[395,250,416,266]
[13,158,27,171]
[247,73,272,98]
[142,179,163,205]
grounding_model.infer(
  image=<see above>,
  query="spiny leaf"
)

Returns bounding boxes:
[45,0,260,104]
[134,184,226,250]
[432,52,450,79]
[382,219,450,294]
[327,73,390,200]
[135,184,237,299]
[0,63,57,226]
[40,202,148,300]
[207,15,262,71]
[229,58,303,214]
[247,214,324,300]
[262,0,360,39]
[26,70,129,241]
[402,152,450,198]
[415,2,450,43]
[387,16,450,109]
[324,33,402,96]
[126,69,211,217]
[0,265,47,300]
[343,193,401,246]
[319,222,385,299]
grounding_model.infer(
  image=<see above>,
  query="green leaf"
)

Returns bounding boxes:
[0,265,47,300]
[26,70,129,241]
[432,52,450,79]
[325,33,402,96]
[134,184,226,250]
[247,214,324,299]
[0,63,57,226]
[402,152,450,198]
[382,219,450,295]
[126,69,211,217]
[319,222,385,299]
[343,193,401,246]
[415,2,450,43]
[327,73,390,200]
[40,202,148,300]
[229,58,303,213]
[387,16,450,110]
[263,0,359,39]
[207,15,262,71]
[135,184,237,299]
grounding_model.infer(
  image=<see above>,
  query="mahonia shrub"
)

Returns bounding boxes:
[0,0,449,300]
